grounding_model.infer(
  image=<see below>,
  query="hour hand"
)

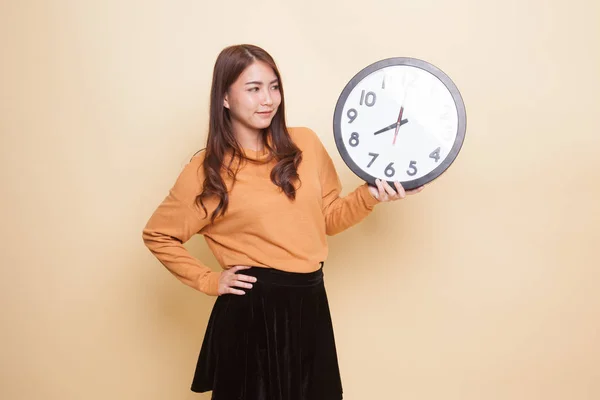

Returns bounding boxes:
[373,119,408,135]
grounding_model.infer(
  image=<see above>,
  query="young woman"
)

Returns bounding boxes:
[142,44,423,400]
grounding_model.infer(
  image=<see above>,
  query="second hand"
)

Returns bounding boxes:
[392,106,404,145]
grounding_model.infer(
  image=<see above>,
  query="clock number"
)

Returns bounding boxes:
[360,90,376,107]
[441,103,453,118]
[443,128,454,140]
[367,152,379,168]
[384,162,395,178]
[349,132,360,147]
[429,147,441,163]
[403,72,418,88]
[407,161,418,176]
[347,108,357,123]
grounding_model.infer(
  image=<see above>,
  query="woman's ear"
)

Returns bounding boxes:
[223,94,230,109]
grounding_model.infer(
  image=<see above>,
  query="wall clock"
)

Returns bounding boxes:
[333,57,466,190]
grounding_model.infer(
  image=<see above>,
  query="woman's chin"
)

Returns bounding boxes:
[252,119,274,130]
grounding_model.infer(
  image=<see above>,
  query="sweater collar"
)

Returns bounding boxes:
[239,130,274,162]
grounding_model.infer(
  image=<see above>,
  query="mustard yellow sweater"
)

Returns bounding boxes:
[142,127,380,296]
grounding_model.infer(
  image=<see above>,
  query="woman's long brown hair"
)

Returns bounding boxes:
[196,44,302,223]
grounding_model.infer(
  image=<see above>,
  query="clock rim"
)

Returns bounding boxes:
[332,57,467,191]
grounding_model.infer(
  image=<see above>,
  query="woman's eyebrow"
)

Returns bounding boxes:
[244,79,279,86]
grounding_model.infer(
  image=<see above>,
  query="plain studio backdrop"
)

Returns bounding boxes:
[1,0,599,399]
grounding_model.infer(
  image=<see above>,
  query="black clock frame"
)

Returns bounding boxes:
[332,57,467,191]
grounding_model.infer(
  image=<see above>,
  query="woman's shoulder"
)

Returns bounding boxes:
[287,126,322,149]
[189,148,207,164]
[170,149,207,197]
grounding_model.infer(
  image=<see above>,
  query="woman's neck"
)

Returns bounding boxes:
[233,124,264,152]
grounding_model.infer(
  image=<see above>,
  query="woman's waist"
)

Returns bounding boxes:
[235,262,324,287]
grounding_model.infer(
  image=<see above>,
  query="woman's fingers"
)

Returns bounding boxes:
[231,279,253,289]
[374,180,424,202]
[375,179,387,201]
[218,265,257,296]
[393,181,406,198]
[231,267,257,287]
[227,287,246,296]
[381,180,398,197]
[376,179,401,201]
[236,274,258,283]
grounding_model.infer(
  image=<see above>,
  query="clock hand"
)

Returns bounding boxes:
[373,122,399,136]
[392,106,404,145]
[373,119,409,136]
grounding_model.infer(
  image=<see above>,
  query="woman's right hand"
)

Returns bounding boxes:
[218,265,257,296]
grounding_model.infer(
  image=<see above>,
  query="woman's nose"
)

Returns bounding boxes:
[262,89,273,105]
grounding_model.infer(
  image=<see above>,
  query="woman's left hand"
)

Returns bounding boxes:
[368,179,424,202]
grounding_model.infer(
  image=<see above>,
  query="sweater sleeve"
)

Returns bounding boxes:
[142,156,221,296]
[313,129,381,236]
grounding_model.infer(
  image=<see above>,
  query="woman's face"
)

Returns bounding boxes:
[224,60,282,134]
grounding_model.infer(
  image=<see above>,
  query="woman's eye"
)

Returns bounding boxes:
[271,85,280,90]
[248,87,259,92]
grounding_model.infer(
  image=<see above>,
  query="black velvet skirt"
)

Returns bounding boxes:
[191,264,343,400]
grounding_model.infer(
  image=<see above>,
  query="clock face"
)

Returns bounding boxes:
[333,57,466,190]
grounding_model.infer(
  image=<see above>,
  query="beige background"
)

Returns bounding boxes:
[2,0,599,399]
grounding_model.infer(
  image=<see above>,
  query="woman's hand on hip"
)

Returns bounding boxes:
[368,179,424,202]
[218,265,257,296]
